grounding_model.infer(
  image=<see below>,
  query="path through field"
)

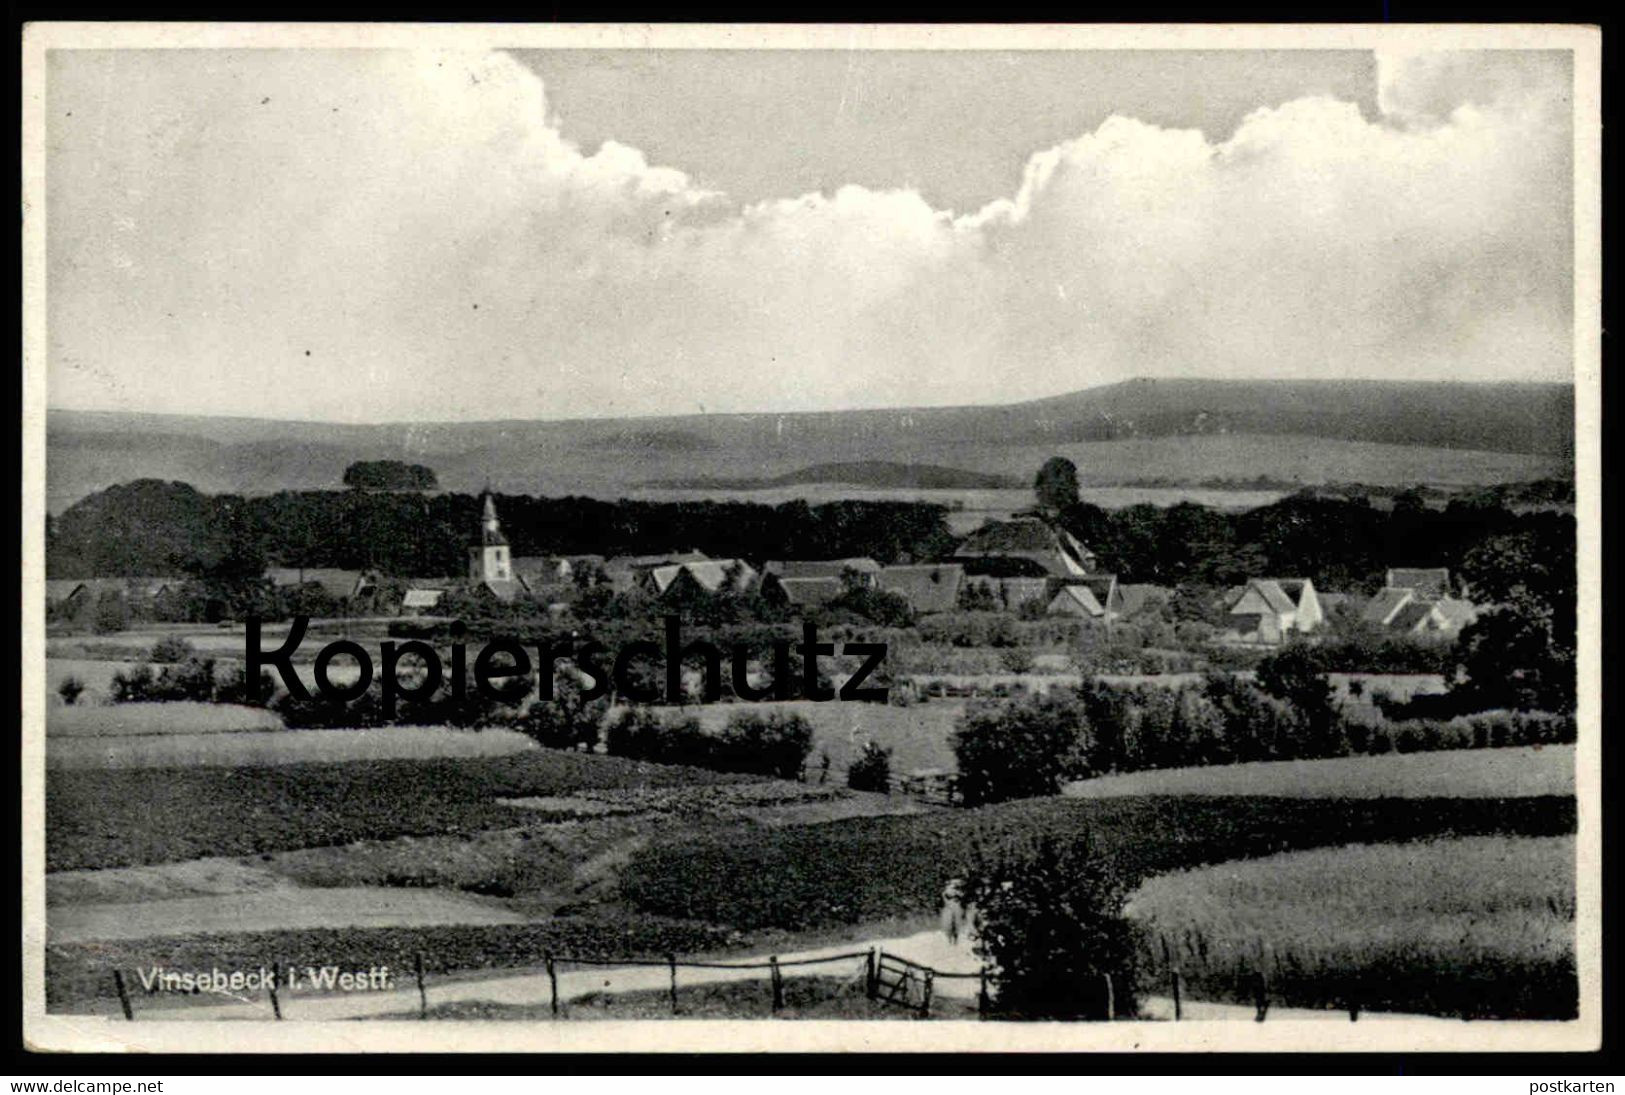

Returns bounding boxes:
[121,928,1454,1024]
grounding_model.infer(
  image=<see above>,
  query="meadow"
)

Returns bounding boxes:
[616,794,1575,934]
[1128,835,1576,1019]
[46,700,284,738]
[45,750,752,871]
[1063,745,1574,801]
[47,721,539,769]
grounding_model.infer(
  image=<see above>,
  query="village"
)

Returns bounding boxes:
[44,488,1483,650]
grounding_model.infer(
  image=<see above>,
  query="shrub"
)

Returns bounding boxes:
[57,676,85,706]
[713,711,815,780]
[951,692,1092,806]
[963,831,1142,1020]
[148,635,196,664]
[515,668,608,751]
[999,647,1036,674]
[847,741,892,793]
[603,707,709,767]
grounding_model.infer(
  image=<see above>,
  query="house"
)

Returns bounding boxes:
[1046,575,1123,620]
[958,575,1053,612]
[1361,570,1478,639]
[762,574,845,609]
[641,559,759,599]
[511,556,575,585]
[761,558,881,588]
[265,567,373,602]
[399,588,446,615]
[875,564,964,615]
[45,579,90,611]
[1226,578,1324,645]
[950,517,1097,578]
[601,550,711,593]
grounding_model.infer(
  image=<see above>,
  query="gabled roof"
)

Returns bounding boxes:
[1062,574,1120,614]
[606,551,710,571]
[1387,568,1450,596]
[401,588,445,609]
[682,559,759,593]
[511,556,573,579]
[1388,600,1441,633]
[264,567,368,600]
[953,518,1095,576]
[1049,584,1107,617]
[1361,587,1415,626]
[876,564,963,614]
[763,558,881,579]
[770,575,844,607]
[1230,578,1310,616]
[45,579,87,603]
[479,577,529,603]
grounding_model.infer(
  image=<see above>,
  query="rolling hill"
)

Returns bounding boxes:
[45,378,1573,512]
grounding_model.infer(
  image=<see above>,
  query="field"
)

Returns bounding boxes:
[45,750,753,871]
[1064,745,1574,801]
[46,700,284,739]
[47,722,539,769]
[1128,835,1576,1019]
[616,794,1574,933]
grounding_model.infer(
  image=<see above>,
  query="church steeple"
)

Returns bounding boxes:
[469,490,512,582]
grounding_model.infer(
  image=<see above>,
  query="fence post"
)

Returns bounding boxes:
[1253,968,1269,1022]
[1172,970,1182,1021]
[268,962,283,1020]
[415,952,427,1019]
[545,952,558,1017]
[865,949,877,999]
[1102,973,1115,1021]
[112,969,134,1021]
[920,971,934,1019]
[1349,999,1360,1022]
[978,966,989,1019]
[667,954,679,1015]
[769,955,784,1013]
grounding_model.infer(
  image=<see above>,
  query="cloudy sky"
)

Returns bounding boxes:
[46,46,1573,423]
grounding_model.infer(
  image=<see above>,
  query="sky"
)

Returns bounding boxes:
[46,47,1574,423]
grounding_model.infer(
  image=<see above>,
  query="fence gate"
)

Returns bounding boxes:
[869,951,935,1016]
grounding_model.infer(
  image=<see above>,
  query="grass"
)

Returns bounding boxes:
[47,701,285,738]
[684,698,966,778]
[1128,835,1577,1019]
[380,974,976,1021]
[44,917,743,1013]
[47,724,539,770]
[46,750,753,871]
[618,794,1576,933]
[1064,745,1574,801]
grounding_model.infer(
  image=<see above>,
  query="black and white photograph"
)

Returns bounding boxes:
[19,23,1601,1055]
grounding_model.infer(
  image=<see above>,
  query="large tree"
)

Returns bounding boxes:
[1033,456,1081,514]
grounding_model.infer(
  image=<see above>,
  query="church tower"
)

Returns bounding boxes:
[468,492,512,582]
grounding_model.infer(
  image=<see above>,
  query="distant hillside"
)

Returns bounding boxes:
[646,461,1022,491]
[46,378,1573,512]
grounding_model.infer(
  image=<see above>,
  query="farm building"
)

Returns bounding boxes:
[1362,568,1478,639]
[950,516,1098,578]
[511,555,575,584]
[761,574,845,608]
[1046,575,1124,619]
[962,574,1053,612]
[1225,578,1324,645]
[638,559,759,599]
[265,567,373,601]
[876,564,964,615]
[761,558,881,587]
[46,576,186,615]
[399,588,447,615]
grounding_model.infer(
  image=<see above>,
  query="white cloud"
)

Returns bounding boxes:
[47,48,1573,422]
